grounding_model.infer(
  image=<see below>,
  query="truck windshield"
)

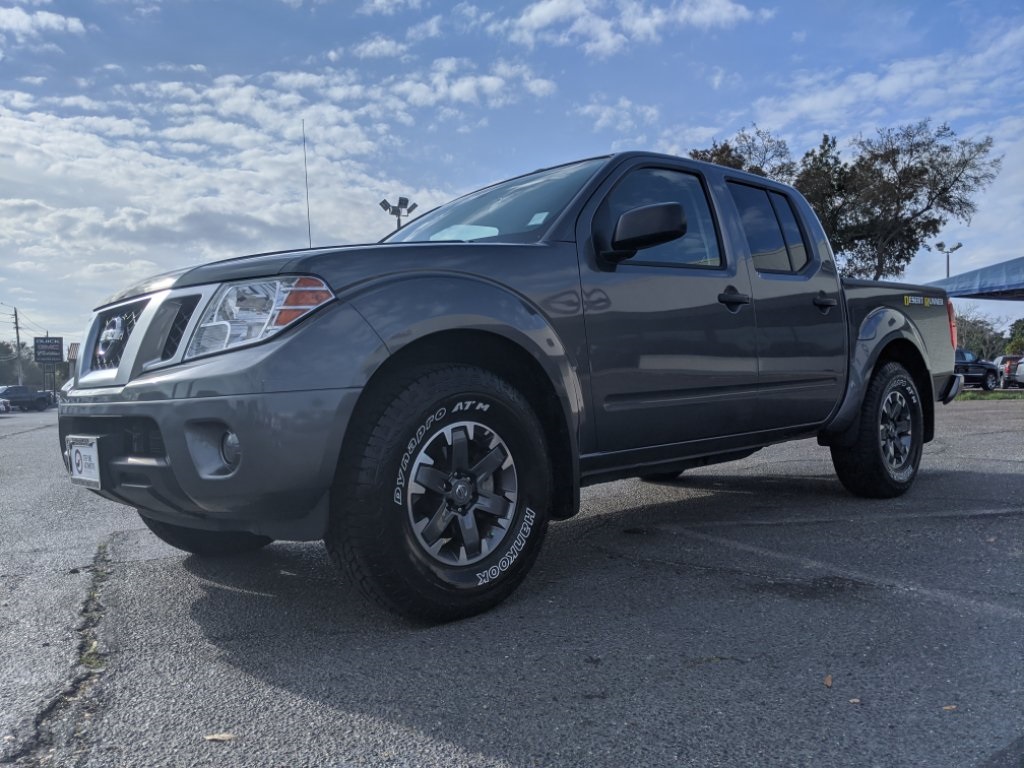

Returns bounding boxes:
[384,157,606,244]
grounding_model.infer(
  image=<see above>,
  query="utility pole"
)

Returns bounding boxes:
[12,305,23,385]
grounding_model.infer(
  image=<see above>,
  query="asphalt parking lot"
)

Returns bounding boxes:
[1,402,1022,768]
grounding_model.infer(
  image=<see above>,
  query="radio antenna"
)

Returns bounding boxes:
[302,119,312,248]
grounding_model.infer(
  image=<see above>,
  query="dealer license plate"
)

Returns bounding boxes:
[67,436,102,490]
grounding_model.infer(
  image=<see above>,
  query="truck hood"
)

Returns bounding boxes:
[99,241,536,307]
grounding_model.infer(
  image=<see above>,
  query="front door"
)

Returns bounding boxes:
[578,163,759,453]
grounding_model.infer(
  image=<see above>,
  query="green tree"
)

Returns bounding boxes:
[0,341,46,386]
[692,120,1002,280]
[955,305,1006,360]
[837,121,1001,279]
[690,124,795,182]
[1005,318,1024,354]
[793,134,854,255]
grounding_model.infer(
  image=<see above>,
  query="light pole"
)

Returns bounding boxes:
[379,196,418,231]
[935,241,962,279]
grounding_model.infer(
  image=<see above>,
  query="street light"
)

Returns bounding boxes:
[379,196,418,231]
[935,241,962,279]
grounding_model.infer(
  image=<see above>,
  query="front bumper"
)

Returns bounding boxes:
[60,387,361,540]
[59,288,388,540]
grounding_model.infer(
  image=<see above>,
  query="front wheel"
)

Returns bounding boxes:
[139,514,273,556]
[982,371,997,391]
[327,365,552,623]
[830,362,924,499]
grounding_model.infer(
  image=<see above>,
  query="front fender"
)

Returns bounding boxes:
[350,273,585,516]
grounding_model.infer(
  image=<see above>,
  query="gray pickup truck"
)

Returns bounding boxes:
[59,152,961,621]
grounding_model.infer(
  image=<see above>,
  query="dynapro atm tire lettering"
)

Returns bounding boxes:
[394,407,447,505]
[477,508,536,586]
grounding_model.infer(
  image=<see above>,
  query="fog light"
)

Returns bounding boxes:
[221,431,241,468]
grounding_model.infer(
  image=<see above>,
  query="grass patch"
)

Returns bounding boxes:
[957,390,1024,401]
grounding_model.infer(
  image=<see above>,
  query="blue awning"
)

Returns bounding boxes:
[928,256,1024,300]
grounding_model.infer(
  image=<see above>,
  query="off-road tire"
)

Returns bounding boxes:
[139,514,273,556]
[982,371,997,391]
[326,365,551,623]
[830,362,923,499]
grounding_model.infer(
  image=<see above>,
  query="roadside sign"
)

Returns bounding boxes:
[34,336,64,363]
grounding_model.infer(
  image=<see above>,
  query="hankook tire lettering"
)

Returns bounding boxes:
[476,507,536,586]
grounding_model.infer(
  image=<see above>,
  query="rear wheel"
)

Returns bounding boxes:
[326,365,551,623]
[831,362,923,499]
[139,514,272,556]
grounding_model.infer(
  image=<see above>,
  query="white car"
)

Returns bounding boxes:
[0,398,11,414]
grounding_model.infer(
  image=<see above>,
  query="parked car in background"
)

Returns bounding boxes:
[1015,359,1024,388]
[954,349,998,390]
[0,397,11,414]
[0,385,50,411]
[992,354,1023,388]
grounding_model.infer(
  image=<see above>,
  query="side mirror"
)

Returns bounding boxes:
[604,202,687,263]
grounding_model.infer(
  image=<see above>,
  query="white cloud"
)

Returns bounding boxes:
[488,0,768,56]
[0,47,566,338]
[0,6,84,40]
[753,22,1024,132]
[352,35,409,59]
[357,0,422,15]
[407,14,442,41]
[577,96,660,133]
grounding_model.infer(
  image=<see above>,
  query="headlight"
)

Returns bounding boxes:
[184,275,334,359]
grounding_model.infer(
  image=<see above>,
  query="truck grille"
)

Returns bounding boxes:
[91,300,148,371]
[160,296,200,361]
[59,416,166,459]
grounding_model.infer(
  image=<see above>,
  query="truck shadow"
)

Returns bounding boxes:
[175,466,1022,766]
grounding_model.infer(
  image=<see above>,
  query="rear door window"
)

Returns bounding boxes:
[728,182,811,273]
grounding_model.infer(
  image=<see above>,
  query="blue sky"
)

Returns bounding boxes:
[1,0,1023,345]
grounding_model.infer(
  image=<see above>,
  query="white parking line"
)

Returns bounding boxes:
[668,525,1024,621]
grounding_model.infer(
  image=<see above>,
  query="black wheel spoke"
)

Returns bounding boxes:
[473,492,511,518]
[414,464,449,495]
[471,445,507,483]
[457,513,482,560]
[449,427,470,471]
[421,501,455,546]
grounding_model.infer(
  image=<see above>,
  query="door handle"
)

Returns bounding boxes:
[718,290,751,308]
[813,295,838,309]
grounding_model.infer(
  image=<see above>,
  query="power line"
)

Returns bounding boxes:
[16,311,48,335]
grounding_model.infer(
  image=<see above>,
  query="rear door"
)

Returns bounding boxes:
[725,181,847,431]
[577,160,758,453]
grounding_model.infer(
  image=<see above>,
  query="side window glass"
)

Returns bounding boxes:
[769,191,809,271]
[728,183,813,274]
[599,168,722,268]
[727,183,789,272]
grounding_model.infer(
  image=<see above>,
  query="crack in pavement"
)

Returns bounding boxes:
[2,540,113,767]
[0,425,57,441]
